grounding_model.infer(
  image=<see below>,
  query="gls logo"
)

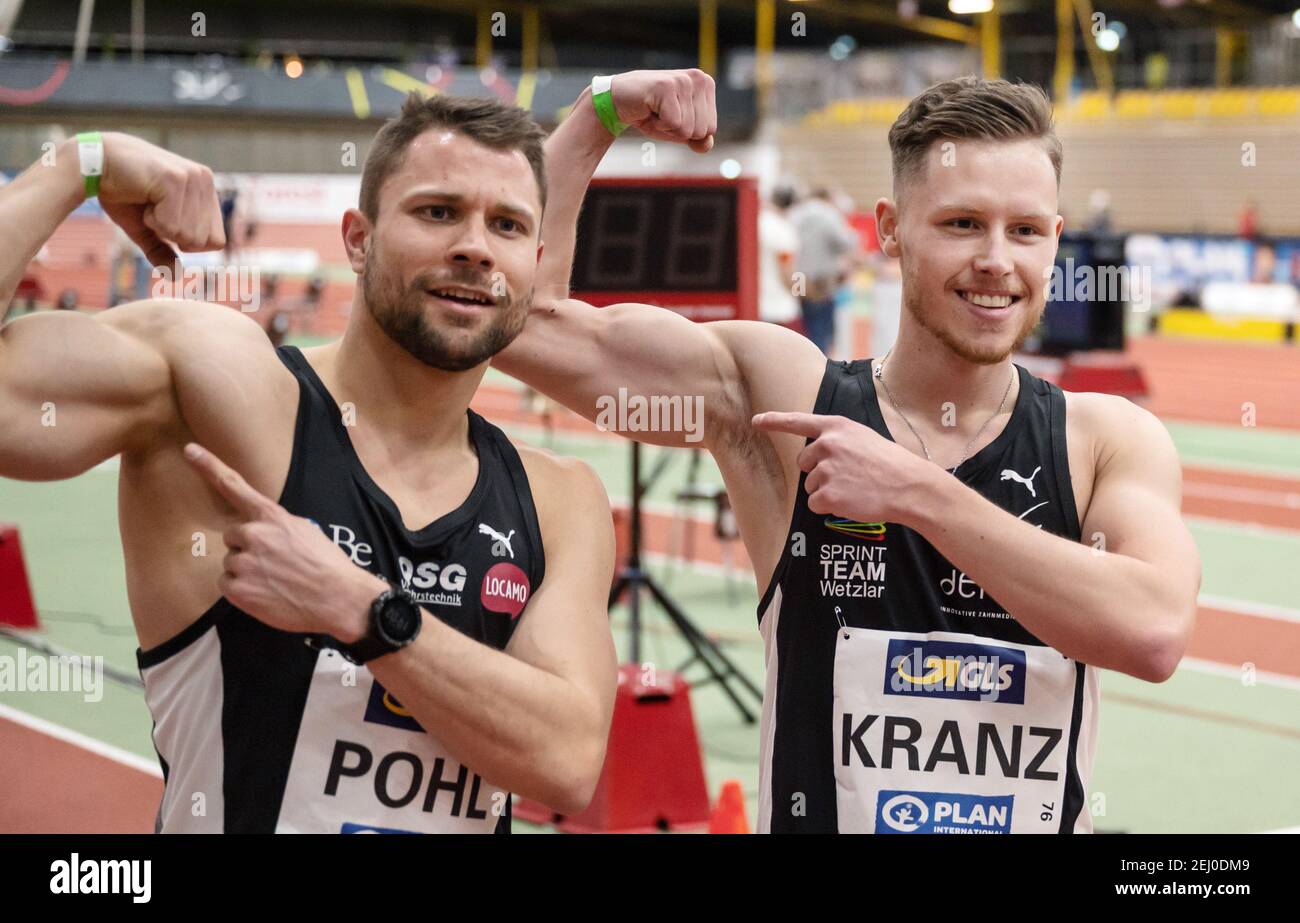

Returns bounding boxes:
[885,638,1026,703]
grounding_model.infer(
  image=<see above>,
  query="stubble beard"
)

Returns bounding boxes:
[361,251,530,373]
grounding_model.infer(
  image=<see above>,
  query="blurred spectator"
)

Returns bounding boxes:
[1238,199,1259,241]
[831,191,870,359]
[788,187,858,354]
[871,253,904,360]
[4,245,50,321]
[110,223,152,305]
[758,185,800,328]
[218,177,240,260]
[1251,240,1277,285]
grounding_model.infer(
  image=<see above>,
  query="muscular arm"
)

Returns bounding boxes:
[0,134,226,480]
[0,305,175,479]
[498,71,823,448]
[912,398,1200,681]
[366,455,617,813]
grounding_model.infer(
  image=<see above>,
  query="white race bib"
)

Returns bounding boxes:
[832,626,1086,834]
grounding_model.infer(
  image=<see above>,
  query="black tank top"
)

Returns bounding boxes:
[137,345,545,833]
[755,360,1100,834]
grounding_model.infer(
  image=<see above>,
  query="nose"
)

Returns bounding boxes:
[446,216,495,271]
[972,229,1014,278]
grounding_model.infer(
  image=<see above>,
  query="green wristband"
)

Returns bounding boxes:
[75,131,103,198]
[591,76,627,137]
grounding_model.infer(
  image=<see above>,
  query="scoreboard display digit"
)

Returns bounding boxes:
[571,177,758,322]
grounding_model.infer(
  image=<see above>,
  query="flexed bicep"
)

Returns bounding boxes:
[496,297,751,449]
[0,305,174,479]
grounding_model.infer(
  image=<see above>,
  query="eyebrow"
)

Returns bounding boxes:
[402,189,537,225]
[935,203,1054,222]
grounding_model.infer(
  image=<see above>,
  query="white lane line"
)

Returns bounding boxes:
[1183,481,1300,509]
[1175,657,1300,693]
[1198,594,1300,624]
[0,701,162,779]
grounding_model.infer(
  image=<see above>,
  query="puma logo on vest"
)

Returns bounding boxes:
[478,523,515,559]
[1000,466,1041,498]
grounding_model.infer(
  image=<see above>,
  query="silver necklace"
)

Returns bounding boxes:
[873,351,1015,474]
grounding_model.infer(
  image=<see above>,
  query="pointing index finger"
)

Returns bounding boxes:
[184,443,274,518]
[751,412,828,439]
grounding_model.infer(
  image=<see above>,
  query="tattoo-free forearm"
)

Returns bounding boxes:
[910,474,1194,681]
[0,139,85,307]
[332,572,604,812]
[535,86,614,301]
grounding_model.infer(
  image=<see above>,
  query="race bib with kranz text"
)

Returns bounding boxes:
[833,627,1082,834]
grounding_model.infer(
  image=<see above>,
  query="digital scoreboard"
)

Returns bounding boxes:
[570,177,758,322]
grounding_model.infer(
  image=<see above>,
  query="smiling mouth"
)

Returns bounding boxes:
[425,286,494,307]
[957,290,1022,309]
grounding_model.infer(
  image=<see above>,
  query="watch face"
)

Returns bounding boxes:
[378,595,421,644]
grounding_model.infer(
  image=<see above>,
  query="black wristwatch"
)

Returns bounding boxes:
[326,585,423,665]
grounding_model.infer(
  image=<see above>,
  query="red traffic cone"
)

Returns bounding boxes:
[0,524,38,629]
[709,779,750,834]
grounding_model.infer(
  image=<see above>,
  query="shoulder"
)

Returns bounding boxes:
[711,320,826,409]
[103,297,275,362]
[1064,390,1177,475]
[512,439,612,528]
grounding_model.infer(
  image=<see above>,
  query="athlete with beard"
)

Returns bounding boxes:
[0,70,716,832]
[501,75,1200,833]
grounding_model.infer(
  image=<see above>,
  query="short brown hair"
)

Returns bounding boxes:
[359,91,548,222]
[888,76,1062,199]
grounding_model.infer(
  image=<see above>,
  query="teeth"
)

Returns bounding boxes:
[962,291,1014,308]
[432,288,489,304]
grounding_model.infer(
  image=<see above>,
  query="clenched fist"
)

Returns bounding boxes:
[80,132,226,269]
[606,69,718,153]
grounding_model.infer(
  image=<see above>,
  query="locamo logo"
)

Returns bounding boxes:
[885,638,1026,703]
[823,517,886,541]
[481,562,530,618]
[363,678,424,733]
[876,789,1014,835]
[49,853,151,903]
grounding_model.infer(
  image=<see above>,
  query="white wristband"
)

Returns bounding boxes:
[77,137,103,178]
